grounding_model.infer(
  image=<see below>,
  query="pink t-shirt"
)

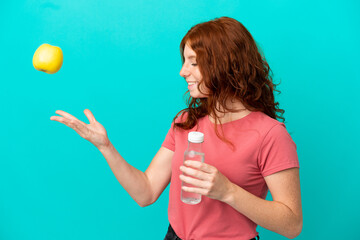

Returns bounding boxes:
[162,111,299,240]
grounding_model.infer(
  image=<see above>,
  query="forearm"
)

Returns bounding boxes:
[98,142,153,207]
[224,183,302,239]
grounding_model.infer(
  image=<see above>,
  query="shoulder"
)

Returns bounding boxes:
[174,110,189,124]
[246,111,294,146]
[251,112,296,151]
[167,111,189,132]
[249,111,285,132]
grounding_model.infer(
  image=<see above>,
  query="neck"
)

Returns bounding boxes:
[209,99,251,124]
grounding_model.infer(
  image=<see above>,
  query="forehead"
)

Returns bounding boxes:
[183,44,196,59]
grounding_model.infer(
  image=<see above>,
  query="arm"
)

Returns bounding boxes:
[180,163,302,239]
[99,144,173,207]
[224,168,302,238]
[51,109,173,207]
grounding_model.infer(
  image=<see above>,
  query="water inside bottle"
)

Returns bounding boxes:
[181,150,205,204]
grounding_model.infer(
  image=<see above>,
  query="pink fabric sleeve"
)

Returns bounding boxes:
[162,122,175,152]
[258,124,299,177]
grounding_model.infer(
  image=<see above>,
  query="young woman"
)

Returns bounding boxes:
[50,17,302,240]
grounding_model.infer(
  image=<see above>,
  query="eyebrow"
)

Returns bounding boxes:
[185,55,196,60]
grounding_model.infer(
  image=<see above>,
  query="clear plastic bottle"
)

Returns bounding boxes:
[181,131,205,204]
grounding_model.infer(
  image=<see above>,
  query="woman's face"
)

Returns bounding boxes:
[180,44,209,98]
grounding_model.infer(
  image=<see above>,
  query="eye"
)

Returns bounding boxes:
[191,63,198,66]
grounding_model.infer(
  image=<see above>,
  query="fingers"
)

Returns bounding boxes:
[50,114,83,128]
[179,174,210,189]
[50,110,87,131]
[180,165,209,181]
[51,114,89,137]
[50,116,62,122]
[184,160,214,174]
[181,186,208,195]
[54,110,79,121]
[84,109,96,124]
[50,109,96,124]
[180,162,217,190]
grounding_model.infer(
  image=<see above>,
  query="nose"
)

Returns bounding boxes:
[180,64,190,78]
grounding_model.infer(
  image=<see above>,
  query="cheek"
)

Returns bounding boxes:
[194,69,202,80]
[194,69,209,96]
[197,82,210,96]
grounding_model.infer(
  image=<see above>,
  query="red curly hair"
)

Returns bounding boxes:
[173,16,285,150]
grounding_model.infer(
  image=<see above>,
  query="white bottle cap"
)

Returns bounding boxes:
[188,131,204,143]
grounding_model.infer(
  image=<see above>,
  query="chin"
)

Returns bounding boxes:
[190,93,206,99]
[189,87,208,98]
[190,92,201,98]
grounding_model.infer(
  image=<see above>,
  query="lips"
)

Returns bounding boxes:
[187,82,198,90]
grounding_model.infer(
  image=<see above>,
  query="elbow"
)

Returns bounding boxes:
[138,202,151,208]
[136,196,156,208]
[136,199,153,208]
[294,220,303,238]
[286,219,303,239]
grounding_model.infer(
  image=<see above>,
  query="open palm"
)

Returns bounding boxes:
[50,109,110,149]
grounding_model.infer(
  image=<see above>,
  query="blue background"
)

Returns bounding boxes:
[1,0,359,239]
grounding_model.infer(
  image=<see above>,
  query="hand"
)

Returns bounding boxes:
[179,160,235,202]
[50,109,110,149]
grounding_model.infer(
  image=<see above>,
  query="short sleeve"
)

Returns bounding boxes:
[162,122,175,152]
[258,124,299,177]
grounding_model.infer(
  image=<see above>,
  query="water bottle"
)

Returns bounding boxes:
[181,131,205,204]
